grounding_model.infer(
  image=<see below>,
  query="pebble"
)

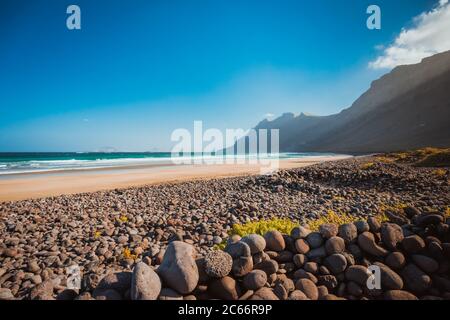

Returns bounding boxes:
[0,288,14,300]
[27,260,41,273]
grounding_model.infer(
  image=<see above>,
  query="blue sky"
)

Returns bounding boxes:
[0,0,446,151]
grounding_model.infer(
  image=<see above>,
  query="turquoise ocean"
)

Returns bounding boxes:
[0,152,337,175]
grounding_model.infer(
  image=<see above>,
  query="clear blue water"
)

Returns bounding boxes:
[0,152,337,175]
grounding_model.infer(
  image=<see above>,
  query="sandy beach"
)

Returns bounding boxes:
[0,156,351,202]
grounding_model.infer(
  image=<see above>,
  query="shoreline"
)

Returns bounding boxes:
[0,155,351,202]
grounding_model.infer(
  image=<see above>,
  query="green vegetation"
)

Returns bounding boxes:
[361,162,375,170]
[230,218,299,238]
[378,147,450,167]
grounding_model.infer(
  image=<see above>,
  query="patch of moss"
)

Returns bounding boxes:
[307,210,357,231]
[230,218,299,237]
[361,162,375,170]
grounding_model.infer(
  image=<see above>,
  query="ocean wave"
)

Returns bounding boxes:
[0,153,341,175]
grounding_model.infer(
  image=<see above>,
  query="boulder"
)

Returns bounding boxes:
[242,234,266,254]
[357,232,388,257]
[208,276,240,300]
[325,236,345,255]
[319,224,338,239]
[345,265,370,286]
[290,226,311,239]
[411,255,439,274]
[254,259,278,276]
[264,230,285,251]
[338,223,358,244]
[294,239,310,254]
[373,262,403,290]
[385,252,406,270]
[384,290,418,300]
[203,250,233,278]
[401,264,432,294]
[402,236,426,254]
[295,278,318,300]
[159,288,183,300]
[324,254,348,275]
[243,270,267,291]
[131,262,161,300]
[250,287,279,300]
[157,241,199,294]
[380,223,404,250]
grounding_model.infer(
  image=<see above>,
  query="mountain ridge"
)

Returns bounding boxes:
[253,50,450,153]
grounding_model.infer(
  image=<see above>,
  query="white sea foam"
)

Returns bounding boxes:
[0,153,340,175]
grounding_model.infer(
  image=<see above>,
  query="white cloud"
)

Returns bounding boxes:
[264,113,275,119]
[369,1,450,69]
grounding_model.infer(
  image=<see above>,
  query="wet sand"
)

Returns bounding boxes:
[0,156,351,202]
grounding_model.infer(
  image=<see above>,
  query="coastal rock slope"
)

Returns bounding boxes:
[253,50,450,153]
